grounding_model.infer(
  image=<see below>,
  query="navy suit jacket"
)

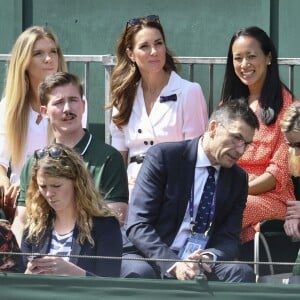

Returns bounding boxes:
[124,137,248,276]
[21,216,122,277]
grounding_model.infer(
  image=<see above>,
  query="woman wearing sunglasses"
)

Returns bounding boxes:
[281,102,300,240]
[21,144,122,277]
[107,15,208,198]
[280,101,300,281]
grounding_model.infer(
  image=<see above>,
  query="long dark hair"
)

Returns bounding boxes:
[221,26,292,125]
[107,17,177,128]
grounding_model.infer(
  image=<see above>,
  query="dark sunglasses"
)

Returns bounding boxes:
[34,146,64,160]
[286,141,300,149]
[126,15,160,29]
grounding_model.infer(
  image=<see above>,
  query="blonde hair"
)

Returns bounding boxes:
[281,102,300,176]
[281,101,300,133]
[25,144,116,246]
[3,26,67,169]
[288,148,300,177]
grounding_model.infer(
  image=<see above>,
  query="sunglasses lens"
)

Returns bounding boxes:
[34,147,63,160]
[127,18,139,27]
[147,15,159,22]
[126,15,160,29]
[35,149,46,160]
[49,147,62,159]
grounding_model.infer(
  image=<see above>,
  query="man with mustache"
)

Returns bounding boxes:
[122,99,259,282]
[11,72,128,246]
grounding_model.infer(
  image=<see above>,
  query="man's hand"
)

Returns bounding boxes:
[284,200,300,240]
[173,249,212,280]
[286,200,300,220]
[284,218,300,240]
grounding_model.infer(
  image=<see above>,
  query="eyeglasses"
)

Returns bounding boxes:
[286,141,300,149]
[219,123,252,151]
[34,146,63,160]
[126,15,160,29]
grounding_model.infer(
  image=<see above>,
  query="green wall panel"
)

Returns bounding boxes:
[277,0,300,98]
[0,0,23,94]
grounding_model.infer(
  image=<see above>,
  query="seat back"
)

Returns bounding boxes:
[253,176,300,280]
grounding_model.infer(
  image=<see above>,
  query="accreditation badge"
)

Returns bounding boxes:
[179,233,209,259]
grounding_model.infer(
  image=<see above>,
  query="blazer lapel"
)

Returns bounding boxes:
[69,226,82,264]
[149,71,181,126]
[176,137,200,226]
[130,83,157,137]
[32,226,52,254]
[132,82,146,116]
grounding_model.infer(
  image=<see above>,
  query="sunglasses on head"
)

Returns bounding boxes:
[126,15,160,29]
[34,146,64,160]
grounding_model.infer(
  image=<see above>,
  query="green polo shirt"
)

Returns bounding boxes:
[17,129,128,206]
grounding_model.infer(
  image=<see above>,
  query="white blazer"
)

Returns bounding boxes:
[110,71,208,194]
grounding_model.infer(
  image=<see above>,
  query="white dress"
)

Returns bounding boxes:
[0,100,48,184]
[110,71,208,196]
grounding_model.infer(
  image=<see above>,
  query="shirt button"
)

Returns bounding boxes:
[144,141,148,145]
[138,129,142,133]
[150,141,154,145]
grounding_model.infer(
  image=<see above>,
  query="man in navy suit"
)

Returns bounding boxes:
[122,98,259,282]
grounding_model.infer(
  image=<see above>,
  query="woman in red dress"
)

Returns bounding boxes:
[221,26,296,243]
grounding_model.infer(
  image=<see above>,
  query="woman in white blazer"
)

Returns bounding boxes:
[107,15,208,197]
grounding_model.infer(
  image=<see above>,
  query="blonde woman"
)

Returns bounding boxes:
[0,26,87,215]
[281,102,300,239]
[0,26,66,213]
[21,143,122,277]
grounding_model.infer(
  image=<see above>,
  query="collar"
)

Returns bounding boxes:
[73,129,93,156]
[136,71,181,98]
[159,71,181,95]
[195,137,220,172]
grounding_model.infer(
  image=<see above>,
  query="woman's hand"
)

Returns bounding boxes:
[0,175,10,205]
[25,256,85,276]
[248,173,276,195]
[4,182,20,207]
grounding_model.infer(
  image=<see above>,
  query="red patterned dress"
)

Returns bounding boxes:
[239,88,296,243]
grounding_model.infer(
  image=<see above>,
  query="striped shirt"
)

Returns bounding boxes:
[49,229,73,261]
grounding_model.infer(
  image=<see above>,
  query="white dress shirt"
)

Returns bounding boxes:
[170,138,220,252]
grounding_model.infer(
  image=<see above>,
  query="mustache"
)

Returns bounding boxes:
[62,112,77,120]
